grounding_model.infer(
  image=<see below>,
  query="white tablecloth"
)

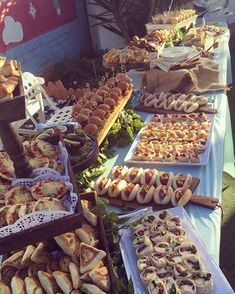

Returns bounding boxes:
[104,33,234,265]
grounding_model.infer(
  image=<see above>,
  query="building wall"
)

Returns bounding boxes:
[0,0,91,75]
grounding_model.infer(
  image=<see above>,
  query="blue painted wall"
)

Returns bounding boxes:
[0,0,91,75]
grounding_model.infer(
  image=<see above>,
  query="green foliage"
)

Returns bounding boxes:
[103,107,145,148]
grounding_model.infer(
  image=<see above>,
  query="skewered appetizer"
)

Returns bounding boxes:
[131,113,212,164]
[0,199,111,293]
[72,73,133,136]
[139,91,209,113]
[151,9,196,25]
[94,165,194,207]
[131,210,213,293]
[103,46,149,66]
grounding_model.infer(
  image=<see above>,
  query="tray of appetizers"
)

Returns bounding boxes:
[135,91,217,114]
[119,207,233,294]
[94,165,210,211]
[124,113,214,166]
[0,192,117,293]
[71,73,133,146]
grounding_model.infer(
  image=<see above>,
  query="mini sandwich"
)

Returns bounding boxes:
[140,267,157,286]
[140,168,157,185]
[153,185,173,205]
[174,100,186,112]
[176,279,197,294]
[173,173,192,190]
[144,94,155,107]
[136,185,155,204]
[94,177,111,195]
[154,98,164,109]
[126,166,143,184]
[108,179,127,198]
[121,183,139,202]
[157,171,174,186]
[148,279,167,294]
[191,272,213,294]
[110,165,128,180]
[163,98,175,110]
[171,188,192,207]
[165,277,181,294]
[137,256,151,271]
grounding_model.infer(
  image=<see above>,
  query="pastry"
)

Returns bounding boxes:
[75,228,97,246]
[183,101,198,113]
[5,186,33,205]
[54,232,80,256]
[29,157,50,169]
[89,266,110,292]
[31,243,50,264]
[136,185,155,204]
[79,242,106,274]
[31,180,68,200]
[153,185,173,205]
[2,250,24,268]
[0,153,14,181]
[0,281,11,294]
[68,262,81,290]
[18,202,34,219]
[38,271,58,294]
[108,179,126,198]
[52,271,73,294]
[94,177,111,195]
[32,197,66,212]
[10,276,25,294]
[80,283,106,294]
[24,276,44,294]
[171,188,192,207]
[28,264,47,278]
[0,205,9,227]
[5,203,22,224]
[58,256,71,273]
[121,183,139,202]
[31,140,59,160]
[83,207,97,226]
[0,265,17,285]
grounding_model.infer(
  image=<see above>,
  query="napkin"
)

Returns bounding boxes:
[142,58,229,94]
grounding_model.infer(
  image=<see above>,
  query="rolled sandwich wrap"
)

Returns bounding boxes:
[191,272,213,294]
[176,279,197,294]
[174,263,192,279]
[166,216,182,229]
[177,242,198,256]
[184,101,199,113]
[142,214,158,227]
[150,227,170,244]
[165,277,181,294]
[140,267,157,286]
[182,254,205,273]
[94,177,111,195]
[147,279,167,294]
[171,188,192,207]
[132,236,151,248]
[149,252,167,268]
[153,185,173,205]
[137,255,152,271]
[121,183,139,201]
[136,185,155,204]
[108,179,126,198]
[154,242,172,255]
[133,226,150,238]
[156,265,174,280]
[158,210,173,221]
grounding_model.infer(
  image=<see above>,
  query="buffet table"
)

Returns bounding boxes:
[102,32,234,266]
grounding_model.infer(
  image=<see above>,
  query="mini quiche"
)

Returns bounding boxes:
[31,139,59,160]
[31,180,68,200]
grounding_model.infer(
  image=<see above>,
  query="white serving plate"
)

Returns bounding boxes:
[160,46,194,63]
[119,206,234,294]
[124,113,214,166]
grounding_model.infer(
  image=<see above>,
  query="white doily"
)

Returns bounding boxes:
[0,180,78,239]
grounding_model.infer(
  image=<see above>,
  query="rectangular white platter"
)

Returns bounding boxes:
[119,206,234,294]
[124,113,215,166]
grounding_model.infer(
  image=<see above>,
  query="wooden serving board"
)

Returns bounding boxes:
[97,89,133,145]
[135,103,218,115]
[99,177,200,212]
